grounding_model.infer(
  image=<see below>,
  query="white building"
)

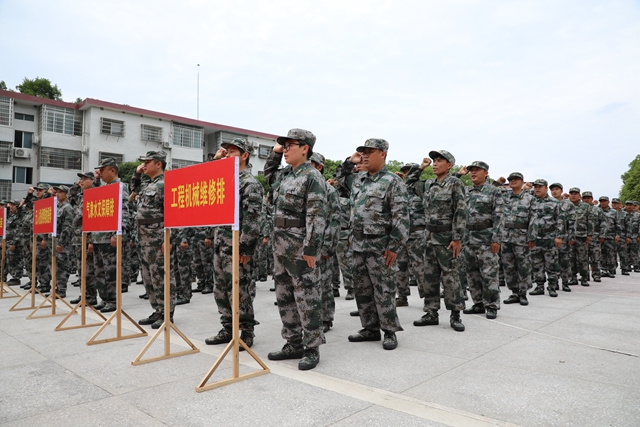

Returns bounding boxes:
[0,90,278,200]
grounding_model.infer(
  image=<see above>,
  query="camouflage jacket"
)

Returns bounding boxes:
[412,174,467,246]
[217,168,264,257]
[464,181,503,246]
[264,151,327,257]
[590,204,606,240]
[530,195,562,243]
[501,191,535,245]
[56,200,74,250]
[6,210,22,246]
[556,198,576,242]
[403,165,427,232]
[20,209,32,244]
[71,192,84,246]
[90,179,130,244]
[321,183,341,257]
[338,196,352,240]
[572,200,594,238]
[628,212,640,240]
[133,172,165,236]
[600,206,619,240]
[616,210,628,239]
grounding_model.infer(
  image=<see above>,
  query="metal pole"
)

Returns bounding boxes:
[197,64,200,120]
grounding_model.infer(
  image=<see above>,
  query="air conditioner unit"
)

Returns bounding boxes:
[162,142,172,149]
[33,136,40,145]
[13,148,29,159]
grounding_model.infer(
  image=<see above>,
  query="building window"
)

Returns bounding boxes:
[14,130,33,149]
[99,152,124,164]
[100,118,125,137]
[41,105,82,136]
[258,144,271,159]
[0,96,13,127]
[15,112,35,122]
[40,147,82,170]
[13,166,33,184]
[172,158,200,169]
[172,123,203,149]
[0,140,12,163]
[0,180,11,200]
[141,124,163,142]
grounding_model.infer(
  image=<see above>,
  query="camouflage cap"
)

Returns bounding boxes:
[34,182,50,190]
[569,187,581,193]
[96,157,118,168]
[533,179,548,187]
[53,185,69,193]
[634,201,639,206]
[625,200,633,205]
[582,191,593,198]
[549,182,563,190]
[276,128,316,148]
[0,200,7,205]
[612,197,621,203]
[467,160,489,171]
[309,152,325,167]
[429,150,455,164]
[400,162,420,172]
[139,151,167,162]
[77,171,95,180]
[507,172,524,181]
[357,139,389,153]
[599,196,609,201]
[221,137,253,155]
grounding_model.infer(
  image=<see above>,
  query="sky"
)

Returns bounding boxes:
[1,0,638,197]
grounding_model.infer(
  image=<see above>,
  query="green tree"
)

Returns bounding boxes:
[322,158,340,180]
[620,154,640,202]
[16,77,63,100]
[0,80,7,91]
[118,161,143,185]
[255,174,270,192]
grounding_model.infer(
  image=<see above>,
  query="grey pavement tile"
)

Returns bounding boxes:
[536,321,640,356]
[560,308,640,332]
[0,334,47,369]
[402,360,640,427]
[580,295,639,316]
[0,360,112,424]
[328,405,451,427]
[0,396,168,427]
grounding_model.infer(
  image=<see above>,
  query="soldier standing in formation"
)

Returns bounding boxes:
[568,187,593,286]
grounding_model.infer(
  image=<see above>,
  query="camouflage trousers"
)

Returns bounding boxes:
[396,246,410,298]
[193,240,214,289]
[557,242,572,285]
[501,242,531,293]
[336,238,354,291]
[23,239,33,281]
[616,241,629,272]
[588,240,602,280]
[213,231,257,333]
[7,243,22,280]
[423,243,465,313]
[629,242,640,269]
[498,250,506,287]
[139,225,176,314]
[318,256,335,322]
[174,245,193,301]
[407,231,426,298]
[54,249,71,293]
[457,247,468,289]
[129,240,140,281]
[74,243,97,299]
[272,229,323,348]
[570,237,589,282]
[600,239,617,274]
[331,254,341,286]
[531,241,560,288]
[36,242,52,287]
[92,243,118,303]
[463,244,500,310]
[254,240,269,279]
[352,250,403,333]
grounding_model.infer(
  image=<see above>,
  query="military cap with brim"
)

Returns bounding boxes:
[599,196,609,201]
[582,191,593,198]
[77,171,95,180]
[549,182,563,190]
[276,128,316,148]
[507,172,524,181]
[53,185,69,193]
[11,199,20,205]
[96,157,119,168]
[429,150,455,164]
[221,137,253,155]
[533,179,548,187]
[612,198,621,203]
[634,201,639,206]
[467,160,489,171]
[569,187,581,193]
[400,162,419,172]
[625,200,633,205]
[357,139,389,153]
[309,152,325,167]
[34,182,50,190]
[0,200,7,205]
[138,151,167,162]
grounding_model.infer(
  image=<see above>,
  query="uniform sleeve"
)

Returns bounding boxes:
[491,188,503,244]
[387,178,410,253]
[336,157,356,194]
[526,194,536,242]
[451,180,468,242]
[322,186,341,257]
[264,150,284,188]
[239,180,265,256]
[303,172,327,257]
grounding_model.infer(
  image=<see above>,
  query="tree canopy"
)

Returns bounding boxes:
[118,161,143,185]
[0,80,7,91]
[620,154,640,202]
[16,77,63,100]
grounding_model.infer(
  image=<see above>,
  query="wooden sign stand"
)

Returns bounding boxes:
[196,230,269,392]
[55,233,107,331]
[27,236,74,319]
[0,239,20,299]
[132,229,199,365]
[10,236,50,312]
[86,235,147,345]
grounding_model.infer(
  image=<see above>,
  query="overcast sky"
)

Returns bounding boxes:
[1,0,638,197]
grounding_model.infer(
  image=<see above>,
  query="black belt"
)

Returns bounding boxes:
[505,222,528,230]
[426,224,452,233]
[352,229,390,239]
[275,217,304,228]
[466,220,493,231]
[410,226,426,233]
[341,227,351,231]
[138,218,163,226]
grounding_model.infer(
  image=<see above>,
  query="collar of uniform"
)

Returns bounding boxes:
[105,177,122,185]
[366,166,388,182]
[292,161,310,176]
[152,173,164,182]
[471,182,486,191]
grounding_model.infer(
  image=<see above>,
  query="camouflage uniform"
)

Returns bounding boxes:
[569,189,594,285]
[615,203,630,273]
[192,226,214,293]
[550,184,576,286]
[403,164,429,301]
[599,198,619,276]
[462,164,503,311]
[20,205,34,286]
[585,193,605,281]
[529,182,563,295]
[335,192,354,297]
[71,176,97,301]
[264,130,326,353]
[6,204,23,283]
[629,205,640,271]
[53,186,74,295]
[173,227,194,303]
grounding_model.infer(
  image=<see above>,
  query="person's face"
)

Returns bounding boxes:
[143,160,162,176]
[79,176,93,190]
[56,190,67,202]
[311,161,323,173]
[583,196,593,205]
[36,188,45,197]
[612,202,621,210]
[469,167,487,185]
[550,187,562,199]
[8,204,17,213]
[569,192,581,203]
[100,166,116,182]
[432,157,452,176]
[534,185,548,198]
[625,204,634,213]
[508,178,523,190]
[282,139,307,166]
[600,200,609,209]
[360,148,385,172]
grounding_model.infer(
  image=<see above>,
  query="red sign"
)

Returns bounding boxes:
[0,209,5,238]
[33,197,57,236]
[164,157,238,229]
[82,183,123,233]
